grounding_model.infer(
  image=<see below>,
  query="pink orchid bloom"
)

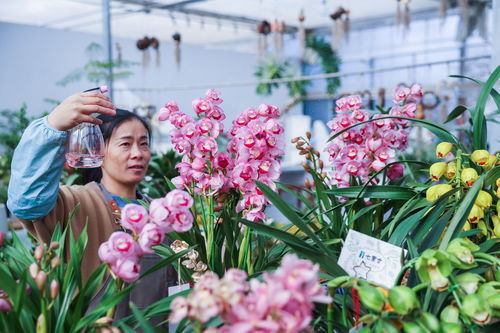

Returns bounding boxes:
[138,223,165,254]
[121,204,149,234]
[192,97,212,114]
[205,88,223,104]
[111,256,140,283]
[165,189,194,209]
[149,198,170,224]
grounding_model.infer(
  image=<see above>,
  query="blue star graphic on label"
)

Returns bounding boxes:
[353,261,371,279]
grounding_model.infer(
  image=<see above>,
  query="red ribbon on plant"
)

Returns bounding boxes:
[352,288,360,326]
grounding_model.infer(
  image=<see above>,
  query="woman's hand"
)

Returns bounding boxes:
[47,91,116,131]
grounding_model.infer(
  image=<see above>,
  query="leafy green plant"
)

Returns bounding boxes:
[254,56,310,98]
[254,34,342,100]
[0,216,189,332]
[57,43,137,87]
[306,35,341,94]
[243,67,500,332]
[328,238,500,332]
[0,104,45,203]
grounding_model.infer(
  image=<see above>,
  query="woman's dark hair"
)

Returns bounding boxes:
[82,109,152,184]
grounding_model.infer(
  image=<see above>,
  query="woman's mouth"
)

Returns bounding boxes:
[129,165,145,171]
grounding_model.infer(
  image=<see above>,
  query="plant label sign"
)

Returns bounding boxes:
[338,230,406,288]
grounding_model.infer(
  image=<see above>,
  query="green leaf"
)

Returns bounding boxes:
[276,182,313,210]
[388,201,433,246]
[327,185,417,200]
[438,174,485,251]
[449,73,500,115]
[444,105,468,123]
[129,303,155,333]
[141,246,195,279]
[485,166,500,186]
[240,220,345,276]
[470,66,500,149]
[256,181,330,253]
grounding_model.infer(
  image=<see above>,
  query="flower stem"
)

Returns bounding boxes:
[106,278,124,319]
[238,226,251,270]
[327,287,335,333]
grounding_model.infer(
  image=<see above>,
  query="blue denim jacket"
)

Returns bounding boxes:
[7,116,68,219]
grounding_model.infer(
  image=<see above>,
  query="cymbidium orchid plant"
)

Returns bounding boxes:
[154,89,285,276]
[169,253,331,332]
[98,189,194,283]
[328,238,500,332]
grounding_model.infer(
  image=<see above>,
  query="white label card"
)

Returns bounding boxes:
[168,283,190,296]
[337,229,406,288]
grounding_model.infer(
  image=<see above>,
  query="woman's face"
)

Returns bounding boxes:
[101,118,151,187]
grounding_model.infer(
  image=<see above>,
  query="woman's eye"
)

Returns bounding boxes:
[120,142,130,147]
[141,142,149,147]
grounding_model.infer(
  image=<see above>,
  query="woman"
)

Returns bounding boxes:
[7,90,176,319]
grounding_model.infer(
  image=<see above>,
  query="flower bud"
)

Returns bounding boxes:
[417,312,440,333]
[29,263,39,280]
[314,151,320,157]
[461,168,478,188]
[402,322,426,333]
[388,286,420,315]
[429,162,447,181]
[475,190,492,209]
[306,131,311,139]
[34,245,45,262]
[471,150,490,166]
[380,320,400,333]
[456,273,484,294]
[35,271,47,292]
[492,216,500,238]
[467,204,484,223]
[444,163,457,179]
[357,286,386,312]
[110,327,121,333]
[440,305,461,324]
[482,155,497,170]
[485,293,500,311]
[51,257,61,269]
[95,316,114,326]
[460,294,492,325]
[0,298,12,312]
[440,322,463,333]
[415,249,452,292]
[318,160,324,170]
[446,238,479,269]
[50,280,59,300]
[478,282,500,301]
[497,178,500,188]
[462,221,471,232]
[477,220,487,237]
[291,137,300,143]
[49,241,59,250]
[328,276,353,289]
[0,231,4,247]
[425,184,452,202]
[436,142,453,158]
[36,313,46,333]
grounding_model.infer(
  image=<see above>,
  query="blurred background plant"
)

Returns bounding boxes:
[0,104,46,204]
[57,42,137,87]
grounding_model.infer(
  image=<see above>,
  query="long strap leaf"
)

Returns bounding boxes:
[256,181,330,253]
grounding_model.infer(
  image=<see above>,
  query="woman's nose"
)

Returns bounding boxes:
[130,144,144,159]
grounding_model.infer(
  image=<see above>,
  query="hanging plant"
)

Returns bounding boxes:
[254,57,310,98]
[306,35,342,95]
